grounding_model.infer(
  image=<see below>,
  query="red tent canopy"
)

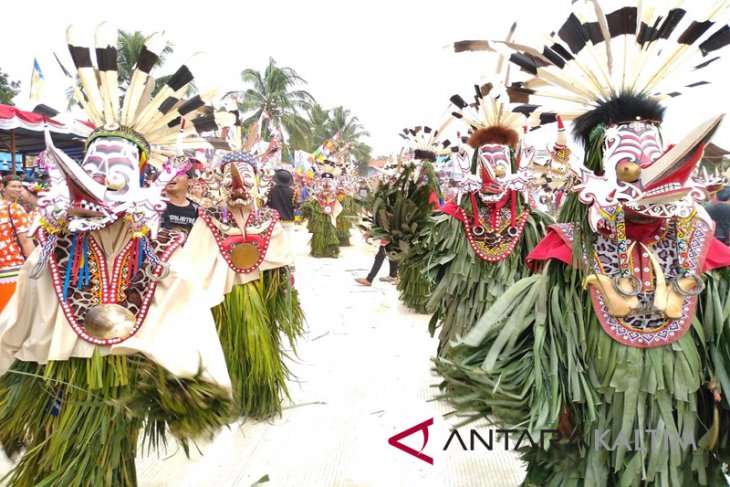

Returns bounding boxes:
[0,104,90,156]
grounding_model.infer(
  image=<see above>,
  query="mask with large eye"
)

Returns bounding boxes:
[221,173,233,189]
[55,137,142,226]
[217,151,259,207]
[477,144,511,202]
[83,137,139,202]
[224,161,256,207]
[603,122,663,187]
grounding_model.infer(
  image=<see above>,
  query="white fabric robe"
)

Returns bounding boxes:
[0,220,231,389]
[182,206,294,309]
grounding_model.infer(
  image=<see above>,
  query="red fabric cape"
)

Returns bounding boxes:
[527,219,730,271]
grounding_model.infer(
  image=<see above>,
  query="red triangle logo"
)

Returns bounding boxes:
[388,418,434,465]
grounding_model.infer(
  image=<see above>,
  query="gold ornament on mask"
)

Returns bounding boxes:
[105,171,127,190]
[616,161,641,183]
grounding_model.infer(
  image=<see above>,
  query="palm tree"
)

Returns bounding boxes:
[327,106,370,145]
[231,58,315,152]
[116,30,174,93]
[306,104,332,146]
[310,105,372,175]
[349,142,373,175]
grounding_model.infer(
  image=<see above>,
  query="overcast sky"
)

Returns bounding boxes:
[4,0,730,156]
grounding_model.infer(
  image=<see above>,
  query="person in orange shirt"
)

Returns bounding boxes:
[0,176,35,311]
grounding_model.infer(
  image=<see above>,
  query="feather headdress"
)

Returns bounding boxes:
[312,141,349,178]
[315,159,343,179]
[67,22,234,168]
[398,122,453,162]
[453,1,730,145]
[450,24,555,149]
[449,82,555,149]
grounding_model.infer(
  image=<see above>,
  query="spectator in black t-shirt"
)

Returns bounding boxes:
[162,168,199,235]
[706,187,730,245]
[267,169,296,238]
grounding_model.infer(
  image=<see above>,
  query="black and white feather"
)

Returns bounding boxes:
[65,23,234,167]
[399,120,453,162]
[449,80,554,133]
[453,1,730,120]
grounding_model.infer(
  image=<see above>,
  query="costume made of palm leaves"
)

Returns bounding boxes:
[423,82,552,354]
[436,150,730,487]
[401,160,445,314]
[375,159,441,313]
[211,267,304,419]
[187,151,305,420]
[437,3,730,483]
[396,243,432,313]
[0,24,235,486]
[336,192,357,246]
[301,196,340,257]
[425,186,549,355]
[0,355,230,487]
[368,126,450,312]
[302,158,344,258]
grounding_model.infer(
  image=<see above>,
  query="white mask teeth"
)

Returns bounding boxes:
[78,199,104,212]
[644,182,680,197]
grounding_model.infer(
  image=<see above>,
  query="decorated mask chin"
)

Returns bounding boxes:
[572,115,724,231]
[449,132,534,263]
[41,131,176,237]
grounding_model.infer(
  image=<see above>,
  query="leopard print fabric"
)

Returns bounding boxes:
[590,223,679,331]
[551,218,711,347]
[39,228,184,345]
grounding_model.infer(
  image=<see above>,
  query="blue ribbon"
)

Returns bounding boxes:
[137,238,145,272]
[62,233,77,302]
[78,234,89,289]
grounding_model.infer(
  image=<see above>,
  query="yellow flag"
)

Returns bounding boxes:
[30,58,44,101]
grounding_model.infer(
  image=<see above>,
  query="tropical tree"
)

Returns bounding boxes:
[0,69,20,105]
[327,106,369,143]
[306,104,332,146]
[231,57,315,152]
[307,105,372,175]
[349,142,373,175]
[116,30,174,93]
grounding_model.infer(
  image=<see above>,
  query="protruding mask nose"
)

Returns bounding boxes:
[44,130,106,203]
